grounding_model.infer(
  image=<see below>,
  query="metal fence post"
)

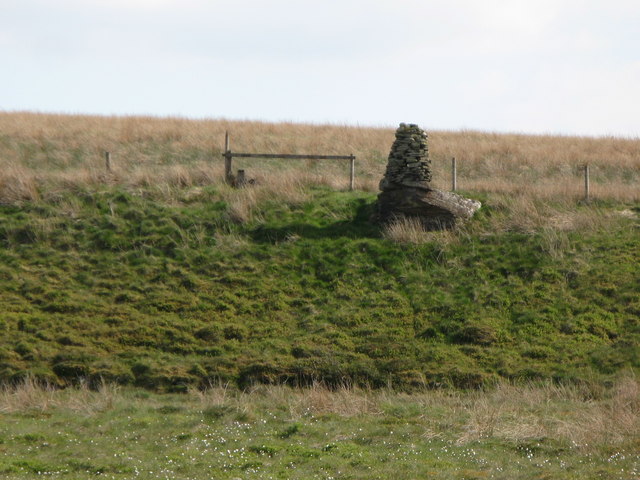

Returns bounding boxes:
[349,155,355,191]
[452,157,457,191]
[584,164,590,201]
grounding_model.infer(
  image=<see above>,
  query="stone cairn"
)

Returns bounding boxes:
[377,123,481,230]
[380,123,432,190]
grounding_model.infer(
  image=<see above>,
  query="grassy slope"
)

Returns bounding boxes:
[1,184,638,390]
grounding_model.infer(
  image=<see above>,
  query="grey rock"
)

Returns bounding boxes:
[377,123,481,230]
[378,188,481,230]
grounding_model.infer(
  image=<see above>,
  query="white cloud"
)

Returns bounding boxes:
[53,0,180,10]
[533,61,640,136]
[1,0,639,136]
[467,0,561,33]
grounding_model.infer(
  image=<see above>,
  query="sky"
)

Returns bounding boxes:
[1,0,639,137]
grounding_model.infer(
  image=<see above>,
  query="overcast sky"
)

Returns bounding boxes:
[2,0,639,137]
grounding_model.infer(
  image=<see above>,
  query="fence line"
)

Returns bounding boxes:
[223,131,356,191]
[445,157,594,200]
[103,142,603,202]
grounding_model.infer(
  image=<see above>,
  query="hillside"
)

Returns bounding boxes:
[0,112,638,391]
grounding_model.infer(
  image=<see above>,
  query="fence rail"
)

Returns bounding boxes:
[229,153,355,161]
[222,131,356,190]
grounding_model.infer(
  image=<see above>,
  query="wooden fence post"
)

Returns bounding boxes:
[349,155,355,191]
[224,131,233,183]
[451,157,457,191]
[584,164,590,201]
[105,151,111,173]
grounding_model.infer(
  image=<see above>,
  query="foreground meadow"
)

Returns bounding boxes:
[1,378,638,480]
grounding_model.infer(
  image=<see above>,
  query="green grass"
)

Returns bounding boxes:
[0,380,637,480]
[0,185,638,390]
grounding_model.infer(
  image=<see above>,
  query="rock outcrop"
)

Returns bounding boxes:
[377,123,481,229]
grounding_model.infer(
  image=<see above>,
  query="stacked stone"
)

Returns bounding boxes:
[377,122,481,230]
[380,123,431,191]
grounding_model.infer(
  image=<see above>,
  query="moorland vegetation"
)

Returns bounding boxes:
[0,111,638,479]
[0,112,638,391]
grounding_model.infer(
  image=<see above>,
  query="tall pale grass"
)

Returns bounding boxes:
[188,376,640,449]
[1,112,638,232]
[0,377,118,415]
[382,216,460,246]
[456,375,640,447]
[0,164,40,203]
[4,376,636,449]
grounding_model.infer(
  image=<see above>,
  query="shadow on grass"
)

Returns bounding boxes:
[250,199,382,243]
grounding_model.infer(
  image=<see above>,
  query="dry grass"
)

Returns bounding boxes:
[0,165,40,203]
[200,377,639,449]
[222,170,311,223]
[213,229,250,251]
[188,381,382,419]
[456,375,640,448]
[0,377,57,414]
[1,111,638,207]
[382,216,430,244]
[3,376,637,449]
[285,382,382,418]
[0,377,118,415]
[1,112,637,240]
[382,216,461,246]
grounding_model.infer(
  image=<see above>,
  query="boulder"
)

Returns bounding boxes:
[378,187,481,230]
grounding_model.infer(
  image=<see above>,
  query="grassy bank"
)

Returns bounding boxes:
[0,182,638,390]
[0,378,638,479]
